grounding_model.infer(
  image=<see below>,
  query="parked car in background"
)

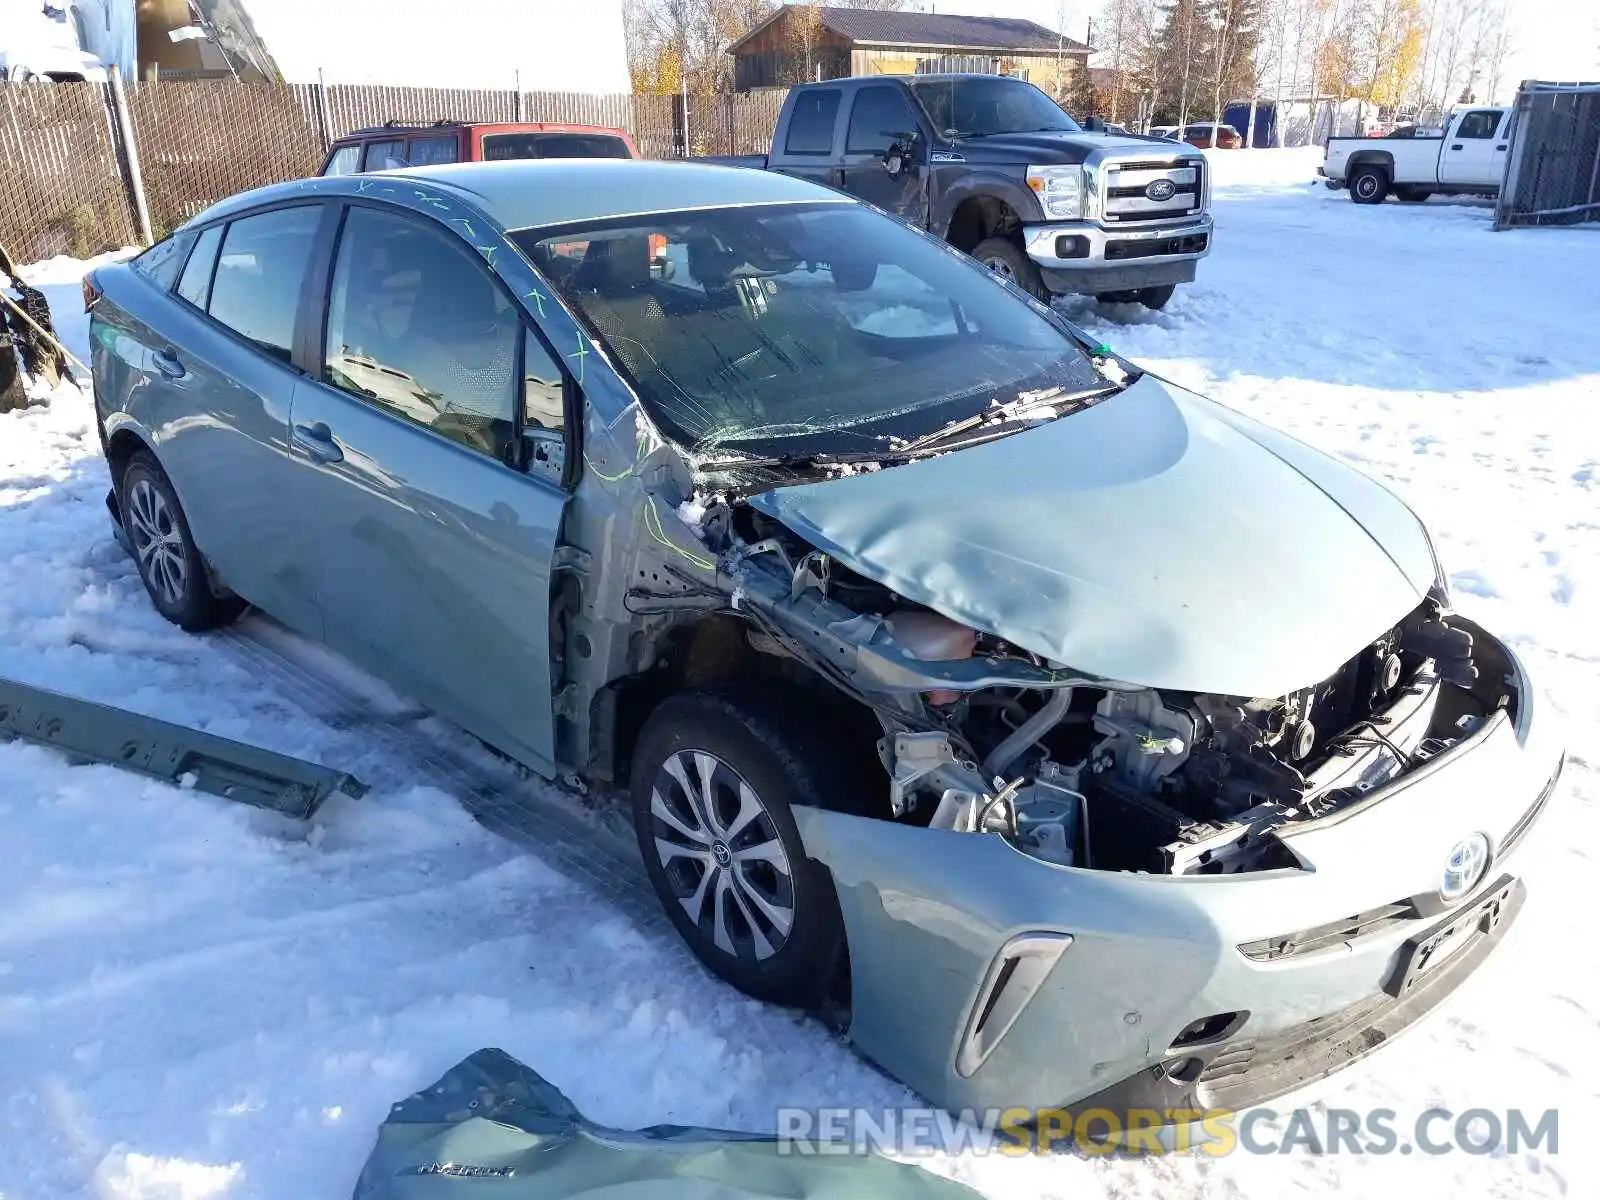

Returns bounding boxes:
[0,0,110,81]
[697,74,1213,311]
[1321,106,1510,203]
[84,157,1561,1124]
[1178,122,1244,149]
[1147,125,1180,141]
[320,119,639,175]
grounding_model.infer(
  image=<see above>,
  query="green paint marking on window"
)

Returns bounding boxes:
[525,290,547,317]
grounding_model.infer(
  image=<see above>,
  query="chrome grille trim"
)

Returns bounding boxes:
[1100,155,1207,224]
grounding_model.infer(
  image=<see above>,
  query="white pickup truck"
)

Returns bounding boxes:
[1320,106,1511,204]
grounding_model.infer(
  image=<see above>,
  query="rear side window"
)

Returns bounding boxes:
[362,138,407,171]
[323,145,361,176]
[481,132,631,160]
[176,224,222,309]
[408,135,460,166]
[206,206,322,363]
[133,229,196,289]
[785,89,841,155]
[846,86,919,154]
[323,207,520,461]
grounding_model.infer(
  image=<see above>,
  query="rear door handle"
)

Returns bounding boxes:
[1496,143,1507,151]
[153,347,186,379]
[292,421,344,464]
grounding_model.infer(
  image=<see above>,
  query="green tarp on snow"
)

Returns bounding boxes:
[352,1048,982,1199]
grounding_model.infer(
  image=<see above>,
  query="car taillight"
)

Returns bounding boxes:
[82,271,102,312]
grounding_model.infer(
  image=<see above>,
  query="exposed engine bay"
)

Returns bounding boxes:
[647,499,1498,876]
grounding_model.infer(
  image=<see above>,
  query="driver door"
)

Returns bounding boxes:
[839,84,930,226]
[288,203,570,774]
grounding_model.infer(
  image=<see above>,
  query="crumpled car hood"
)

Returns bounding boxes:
[750,374,1436,699]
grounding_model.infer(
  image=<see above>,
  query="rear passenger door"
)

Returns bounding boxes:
[147,203,328,637]
[771,87,844,187]
[287,203,569,772]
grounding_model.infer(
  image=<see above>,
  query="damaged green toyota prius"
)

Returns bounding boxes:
[88,159,1563,1120]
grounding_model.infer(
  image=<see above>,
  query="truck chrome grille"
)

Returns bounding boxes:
[1101,157,1206,224]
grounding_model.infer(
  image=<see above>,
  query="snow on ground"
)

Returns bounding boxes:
[2,153,1597,1199]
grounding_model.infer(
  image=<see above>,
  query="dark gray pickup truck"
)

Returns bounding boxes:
[704,74,1213,310]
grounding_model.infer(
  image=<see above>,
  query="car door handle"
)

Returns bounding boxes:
[292,421,344,464]
[153,347,186,379]
[1451,143,1464,150]
[1496,143,1507,150]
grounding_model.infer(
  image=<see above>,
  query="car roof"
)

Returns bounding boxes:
[183,159,853,233]
[335,121,629,140]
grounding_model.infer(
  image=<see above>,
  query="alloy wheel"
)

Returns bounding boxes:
[648,749,795,962]
[983,256,1016,280]
[126,478,187,606]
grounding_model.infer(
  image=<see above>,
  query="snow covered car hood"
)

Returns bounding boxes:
[749,374,1438,699]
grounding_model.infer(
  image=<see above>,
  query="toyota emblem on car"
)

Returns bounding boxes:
[1146,179,1178,202]
[1441,833,1491,900]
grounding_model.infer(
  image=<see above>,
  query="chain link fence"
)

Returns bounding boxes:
[2,82,792,263]
[0,83,138,262]
[126,82,326,238]
[1495,81,1600,229]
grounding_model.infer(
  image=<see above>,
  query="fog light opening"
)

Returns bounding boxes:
[1169,1010,1248,1049]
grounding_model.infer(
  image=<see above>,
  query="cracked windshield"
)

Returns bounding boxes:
[512,202,1103,458]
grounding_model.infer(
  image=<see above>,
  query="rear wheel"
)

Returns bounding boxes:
[971,236,1050,303]
[629,692,859,1007]
[1350,165,1389,204]
[1395,186,1433,203]
[119,452,245,631]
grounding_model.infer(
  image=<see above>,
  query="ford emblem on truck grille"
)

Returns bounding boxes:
[1146,179,1178,202]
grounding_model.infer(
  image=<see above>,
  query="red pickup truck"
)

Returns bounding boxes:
[319,120,640,175]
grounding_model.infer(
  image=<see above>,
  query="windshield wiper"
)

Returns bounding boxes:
[891,384,1121,457]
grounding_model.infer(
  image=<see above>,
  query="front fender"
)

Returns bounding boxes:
[933,171,1043,240]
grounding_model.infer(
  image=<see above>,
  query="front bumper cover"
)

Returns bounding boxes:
[1023,216,1213,293]
[793,621,1563,1117]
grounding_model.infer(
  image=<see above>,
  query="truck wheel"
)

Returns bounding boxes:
[1395,186,1433,203]
[629,692,861,1008]
[1135,285,1176,311]
[971,237,1049,303]
[118,452,247,632]
[1350,165,1389,204]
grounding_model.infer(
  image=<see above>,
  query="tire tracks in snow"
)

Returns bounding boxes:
[212,623,669,935]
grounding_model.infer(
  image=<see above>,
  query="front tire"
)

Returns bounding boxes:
[1350,165,1389,204]
[1395,186,1433,203]
[971,236,1050,303]
[629,692,856,1007]
[1135,284,1176,310]
[119,452,245,631]
[1095,284,1176,310]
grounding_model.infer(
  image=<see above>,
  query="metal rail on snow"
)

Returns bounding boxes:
[0,675,368,819]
